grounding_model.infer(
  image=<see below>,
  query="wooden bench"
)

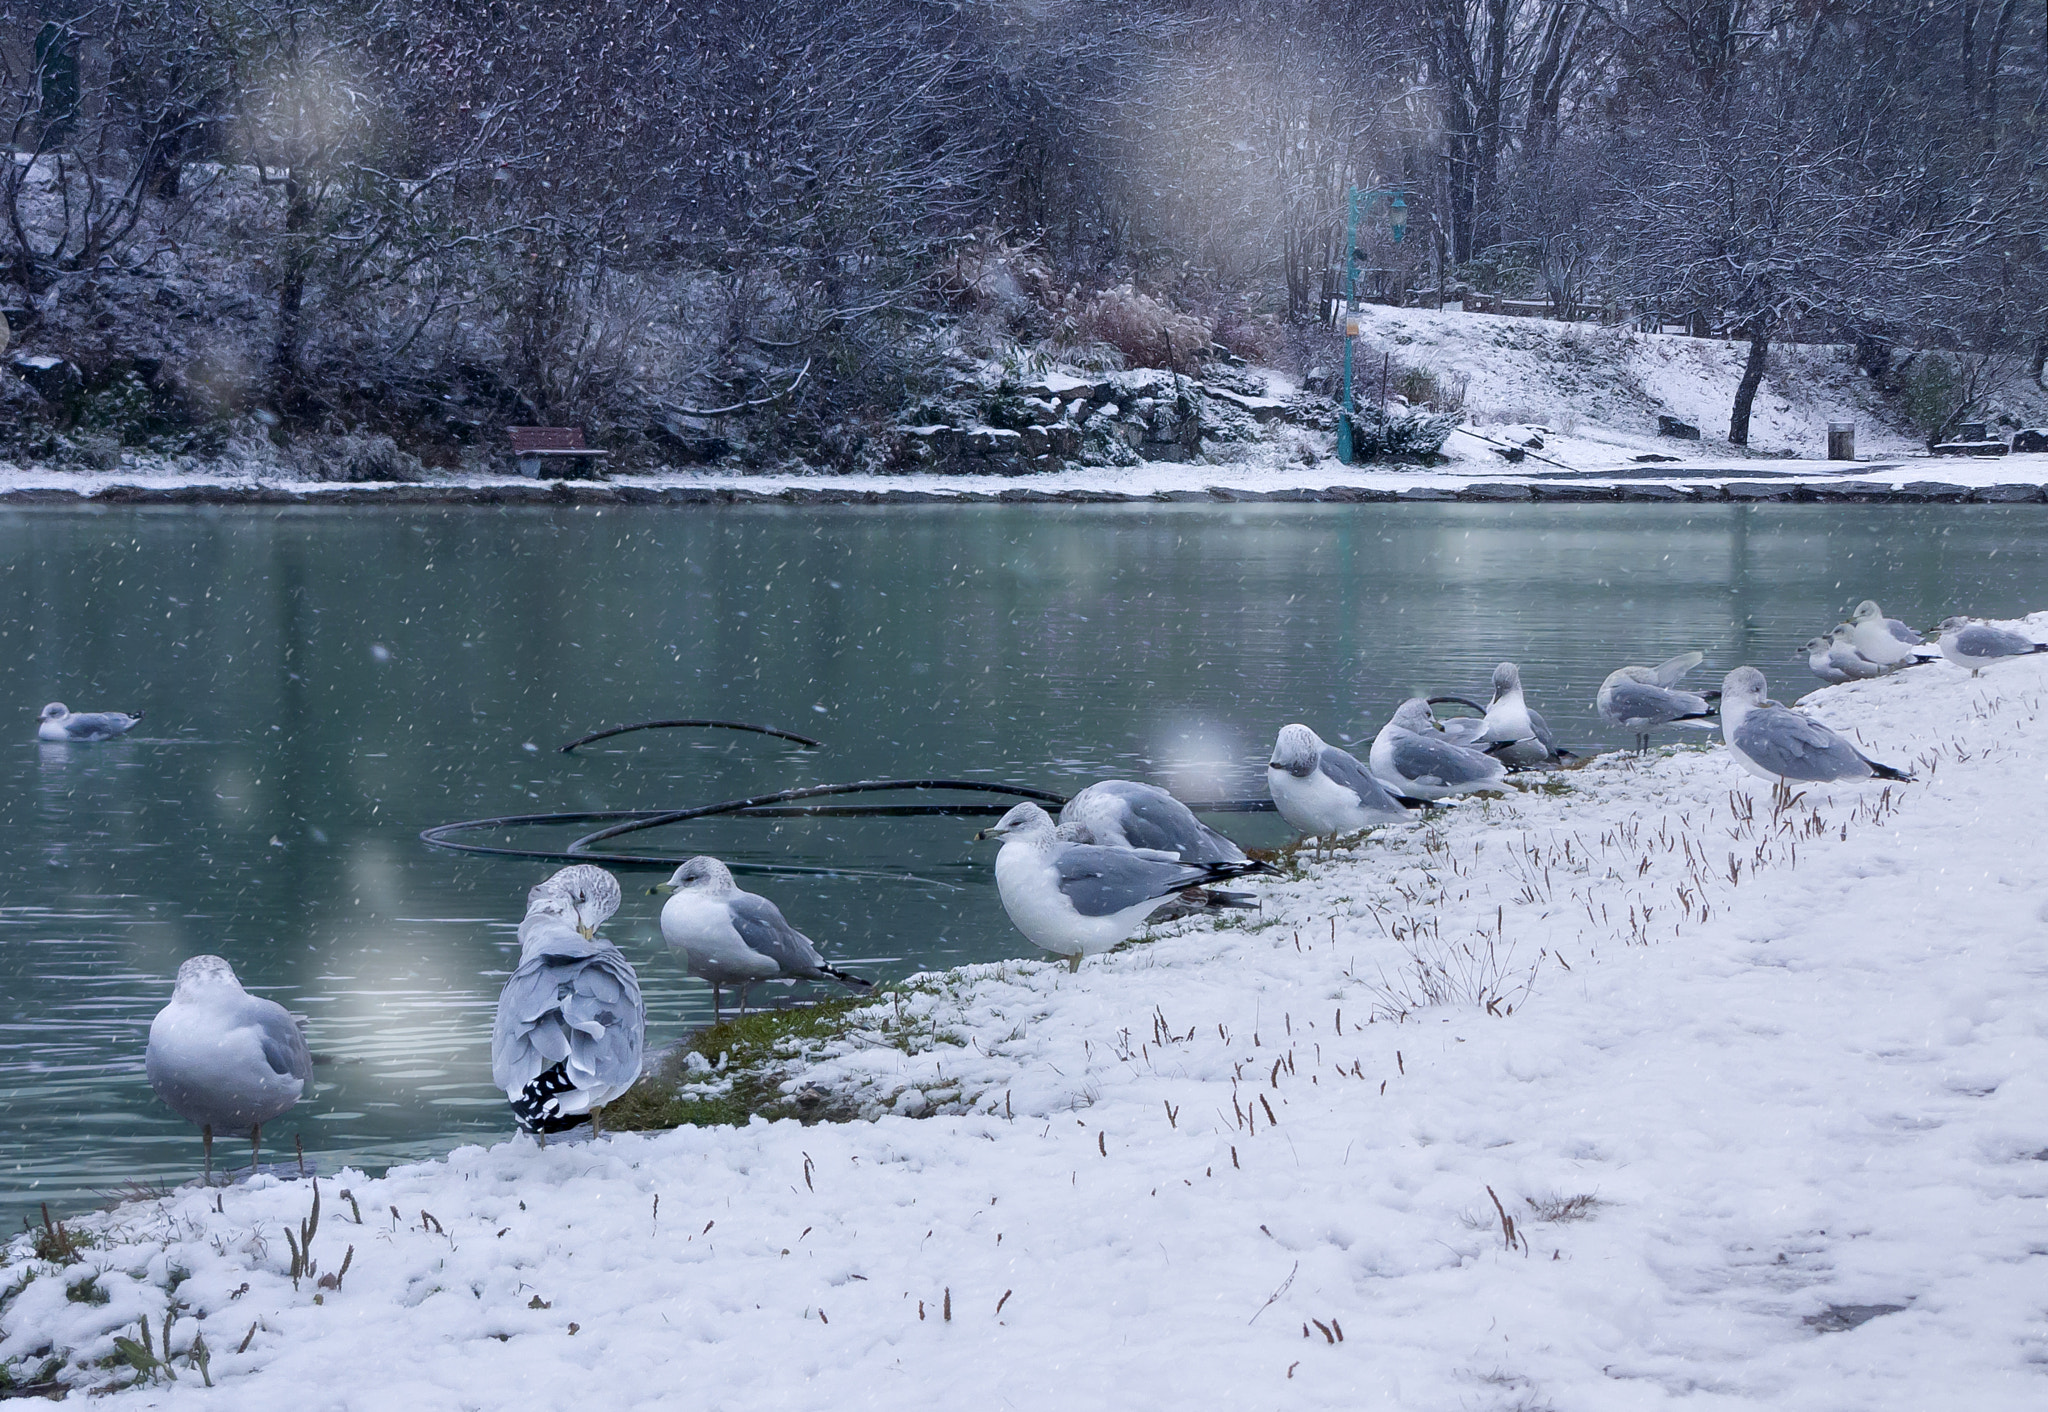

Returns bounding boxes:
[509,426,610,479]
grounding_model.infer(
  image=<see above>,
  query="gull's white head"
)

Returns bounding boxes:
[1937,615,1973,633]
[1391,698,1438,733]
[974,802,1054,843]
[528,864,621,938]
[1851,600,1885,623]
[1721,666,1769,707]
[652,855,737,898]
[39,703,65,721]
[1489,662,1522,700]
[173,954,243,995]
[1269,723,1324,776]
[1801,636,1832,656]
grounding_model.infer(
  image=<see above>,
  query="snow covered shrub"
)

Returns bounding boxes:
[1347,404,1457,461]
[1064,284,1212,369]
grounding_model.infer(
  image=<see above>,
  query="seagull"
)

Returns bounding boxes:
[1802,627,1890,683]
[973,803,1265,970]
[1464,663,1571,766]
[1053,821,1261,916]
[491,867,643,1137]
[1719,667,1912,785]
[1596,651,1718,751]
[652,856,874,1020]
[1846,601,1932,667]
[1266,723,1417,838]
[145,956,312,1182]
[1369,698,1509,799]
[1057,780,1275,871]
[38,703,143,741]
[1936,616,2048,675]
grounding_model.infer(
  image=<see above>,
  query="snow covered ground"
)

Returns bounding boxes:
[5,306,2047,502]
[4,618,2045,1408]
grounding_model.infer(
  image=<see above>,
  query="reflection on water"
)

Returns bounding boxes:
[0,501,2041,1221]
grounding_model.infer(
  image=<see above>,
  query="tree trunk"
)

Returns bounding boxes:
[1729,322,1770,446]
[271,172,312,413]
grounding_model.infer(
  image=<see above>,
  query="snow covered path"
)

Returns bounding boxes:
[5,625,2047,1409]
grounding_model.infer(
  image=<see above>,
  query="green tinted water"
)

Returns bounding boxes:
[1,501,2040,1221]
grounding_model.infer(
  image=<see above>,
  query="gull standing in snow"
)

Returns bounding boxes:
[1369,698,1508,799]
[1845,601,1933,667]
[1459,663,1571,766]
[1266,723,1417,839]
[652,856,874,1020]
[1596,651,1717,751]
[974,802,1265,970]
[492,866,643,1137]
[1936,616,2048,675]
[1719,667,1912,785]
[38,702,143,741]
[1057,779,1273,870]
[146,956,313,1182]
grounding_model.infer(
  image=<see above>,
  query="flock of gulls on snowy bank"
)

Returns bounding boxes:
[34,603,2048,1181]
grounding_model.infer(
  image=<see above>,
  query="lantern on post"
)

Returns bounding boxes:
[1337,187,1413,465]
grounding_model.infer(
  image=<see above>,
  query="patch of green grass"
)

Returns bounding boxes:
[606,993,881,1131]
[65,1274,108,1305]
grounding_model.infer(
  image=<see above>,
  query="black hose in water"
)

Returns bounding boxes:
[558,718,824,753]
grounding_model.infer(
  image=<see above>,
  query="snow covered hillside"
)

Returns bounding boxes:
[1351,304,2048,465]
[3,621,2046,1409]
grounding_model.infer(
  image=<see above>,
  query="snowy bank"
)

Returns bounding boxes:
[3,619,2047,1408]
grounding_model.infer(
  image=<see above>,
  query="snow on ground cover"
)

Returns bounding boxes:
[5,308,2047,500]
[3,629,2047,1408]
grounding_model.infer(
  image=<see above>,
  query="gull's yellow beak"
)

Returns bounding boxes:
[649,882,678,896]
[577,923,596,941]
[972,826,998,842]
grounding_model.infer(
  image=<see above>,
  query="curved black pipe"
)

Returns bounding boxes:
[570,779,1071,851]
[558,719,824,753]
[1426,695,1489,714]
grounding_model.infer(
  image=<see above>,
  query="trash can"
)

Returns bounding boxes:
[1826,422,1855,461]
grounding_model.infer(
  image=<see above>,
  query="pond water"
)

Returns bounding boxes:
[1,500,2042,1223]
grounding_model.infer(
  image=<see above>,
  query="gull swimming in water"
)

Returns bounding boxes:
[491,867,643,1137]
[974,803,1265,970]
[1935,616,2048,675]
[1596,651,1717,751]
[1719,667,1912,785]
[652,856,874,1020]
[38,703,143,741]
[145,956,312,1182]
[1266,723,1416,838]
[1845,601,1932,667]
[1057,780,1273,870]
[1369,698,1509,799]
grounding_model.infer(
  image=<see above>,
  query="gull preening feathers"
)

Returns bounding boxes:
[1266,723,1415,838]
[975,802,1265,971]
[38,702,143,742]
[145,955,312,1181]
[652,856,874,1020]
[1800,629,1889,685]
[1936,617,2048,675]
[1719,667,1912,785]
[1597,651,1717,751]
[491,866,643,1137]
[1369,698,1509,800]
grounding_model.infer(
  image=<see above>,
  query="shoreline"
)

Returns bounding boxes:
[3,623,2044,1405]
[1,474,2046,508]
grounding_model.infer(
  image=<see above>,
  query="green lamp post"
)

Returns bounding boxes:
[1336,188,1410,465]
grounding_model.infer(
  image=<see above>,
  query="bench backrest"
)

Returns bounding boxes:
[509,426,587,452]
